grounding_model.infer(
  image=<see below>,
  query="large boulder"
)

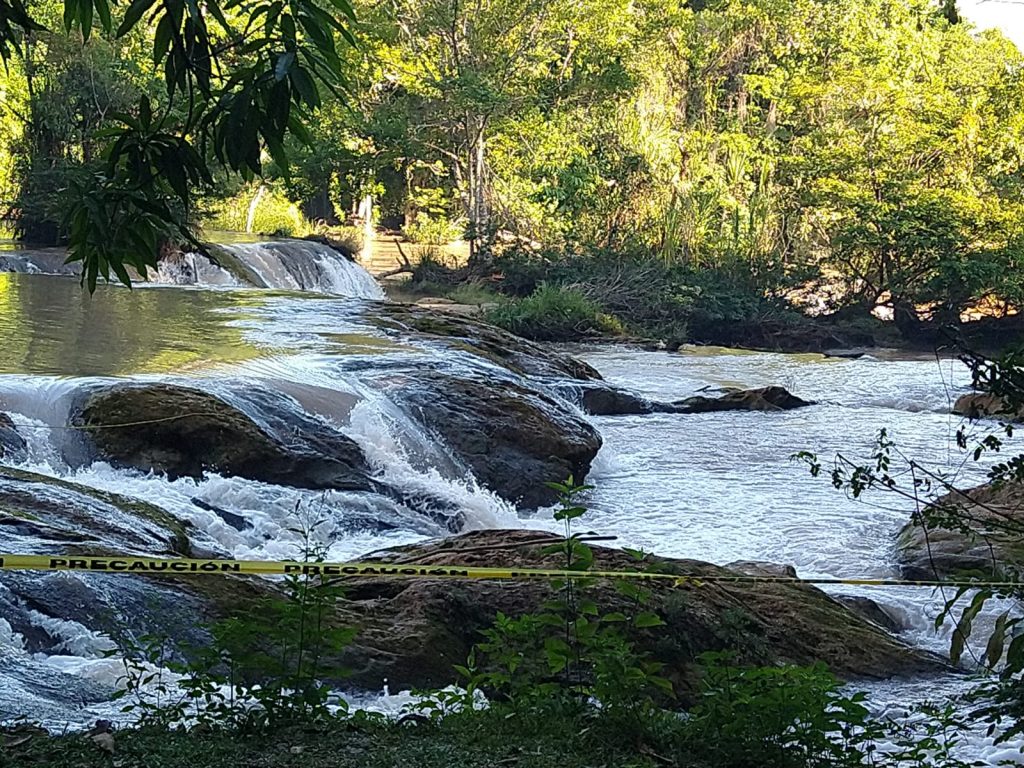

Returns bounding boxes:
[556,384,815,417]
[671,386,814,413]
[552,382,659,416]
[953,392,1024,422]
[388,373,602,508]
[70,384,373,491]
[897,481,1024,580]
[372,304,601,381]
[334,530,945,694]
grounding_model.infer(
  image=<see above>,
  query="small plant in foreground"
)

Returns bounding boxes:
[114,510,354,730]
[444,477,672,724]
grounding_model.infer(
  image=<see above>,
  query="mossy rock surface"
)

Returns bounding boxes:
[896,481,1024,580]
[332,530,947,694]
[70,383,373,492]
[370,303,602,381]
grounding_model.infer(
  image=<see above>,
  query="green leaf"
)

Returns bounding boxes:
[116,0,159,36]
[634,612,665,629]
[80,0,93,38]
[93,0,111,31]
[153,14,175,63]
[984,612,1010,669]
[63,0,79,32]
[950,591,989,665]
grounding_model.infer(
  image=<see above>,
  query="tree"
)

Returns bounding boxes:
[0,0,356,287]
[361,0,636,257]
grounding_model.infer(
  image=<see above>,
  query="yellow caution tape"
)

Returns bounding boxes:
[0,554,1019,589]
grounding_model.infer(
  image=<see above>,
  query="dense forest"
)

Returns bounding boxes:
[0,0,1022,343]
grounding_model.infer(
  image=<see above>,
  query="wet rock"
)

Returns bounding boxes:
[822,348,871,359]
[0,412,27,463]
[835,596,904,634]
[372,304,601,381]
[390,372,602,508]
[726,560,798,579]
[671,386,814,413]
[0,466,220,657]
[556,384,816,418]
[191,497,252,532]
[552,383,658,416]
[70,384,373,492]
[953,392,1023,422]
[0,465,189,555]
[897,481,1024,580]
[334,530,946,693]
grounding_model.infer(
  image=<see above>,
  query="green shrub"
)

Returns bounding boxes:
[204,187,312,237]
[446,283,501,306]
[486,283,624,341]
[680,652,870,768]
[404,212,464,245]
[486,247,696,342]
[313,224,363,255]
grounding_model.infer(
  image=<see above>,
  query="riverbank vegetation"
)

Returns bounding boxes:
[1,0,1023,347]
[0,484,991,767]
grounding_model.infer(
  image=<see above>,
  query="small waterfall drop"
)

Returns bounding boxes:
[155,250,240,286]
[211,240,385,299]
[0,239,385,300]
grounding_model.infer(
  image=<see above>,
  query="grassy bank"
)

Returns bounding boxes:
[4,710,708,768]
[404,250,907,352]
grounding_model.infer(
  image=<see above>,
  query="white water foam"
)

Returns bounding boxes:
[218,241,385,299]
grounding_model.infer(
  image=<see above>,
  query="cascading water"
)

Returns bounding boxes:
[0,267,1019,761]
[0,245,77,276]
[1,238,386,299]
[189,240,386,298]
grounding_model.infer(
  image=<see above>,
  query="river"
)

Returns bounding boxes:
[0,242,1018,763]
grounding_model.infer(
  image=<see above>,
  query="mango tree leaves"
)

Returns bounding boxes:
[0,0,43,62]
[1,0,356,289]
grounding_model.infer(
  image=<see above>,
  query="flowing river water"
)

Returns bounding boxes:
[0,241,1019,763]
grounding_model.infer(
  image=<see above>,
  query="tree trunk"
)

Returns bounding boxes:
[358,194,374,262]
[245,185,267,233]
[467,118,488,262]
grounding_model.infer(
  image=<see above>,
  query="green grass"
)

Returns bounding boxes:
[485,283,624,341]
[2,711,676,768]
[446,283,502,306]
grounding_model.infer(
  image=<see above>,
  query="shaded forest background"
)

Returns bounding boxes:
[1,0,1023,344]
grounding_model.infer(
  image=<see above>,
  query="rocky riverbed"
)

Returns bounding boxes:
[0,249,1014,764]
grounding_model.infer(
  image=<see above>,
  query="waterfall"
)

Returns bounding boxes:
[1,240,384,300]
[155,250,240,286]
[186,240,385,299]
[0,248,77,276]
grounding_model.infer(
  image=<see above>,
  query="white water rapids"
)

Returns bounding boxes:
[0,247,1020,761]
